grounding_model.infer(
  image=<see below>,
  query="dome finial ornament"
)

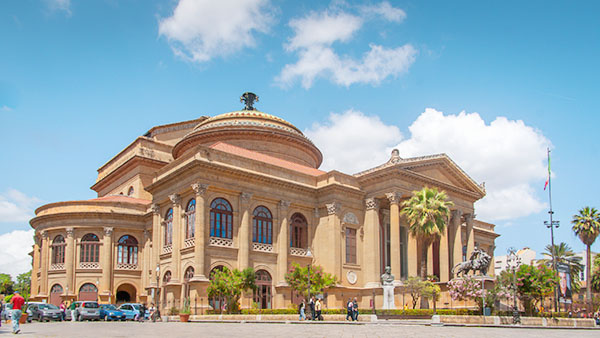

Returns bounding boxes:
[240,92,259,111]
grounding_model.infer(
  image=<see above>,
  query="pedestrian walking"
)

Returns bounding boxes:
[346,298,353,321]
[59,301,66,321]
[352,297,359,321]
[149,303,156,322]
[315,298,322,321]
[309,297,315,321]
[298,300,306,321]
[138,303,146,322]
[10,291,25,334]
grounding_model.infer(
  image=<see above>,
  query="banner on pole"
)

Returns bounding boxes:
[557,262,572,304]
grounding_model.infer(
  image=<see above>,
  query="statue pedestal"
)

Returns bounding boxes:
[382,285,395,309]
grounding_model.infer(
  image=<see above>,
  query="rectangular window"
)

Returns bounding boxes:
[345,228,357,264]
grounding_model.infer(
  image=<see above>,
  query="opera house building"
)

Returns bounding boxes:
[29,94,498,311]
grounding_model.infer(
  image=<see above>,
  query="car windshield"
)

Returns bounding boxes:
[83,302,99,308]
[38,304,59,310]
[132,305,140,310]
[102,304,116,310]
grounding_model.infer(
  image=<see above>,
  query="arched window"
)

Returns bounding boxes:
[80,233,100,263]
[183,266,194,298]
[253,270,272,309]
[117,235,138,265]
[290,213,307,248]
[163,271,172,284]
[210,198,233,239]
[185,199,196,239]
[253,206,273,244]
[127,186,134,196]
[51,235,66,264]
[164,208,173,246]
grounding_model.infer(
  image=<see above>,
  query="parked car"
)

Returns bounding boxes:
[99,304,126,321]
[117,303,149,320]
[27,302,63,322]
[66,301,101,321]
[2,302,32,323]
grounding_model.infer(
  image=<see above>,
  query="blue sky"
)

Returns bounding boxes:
[1,0,599,277]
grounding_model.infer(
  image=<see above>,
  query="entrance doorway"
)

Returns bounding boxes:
[116,284,137,304]
[78,283,98,301]
[50,284,63,306]
[253,270,272,309]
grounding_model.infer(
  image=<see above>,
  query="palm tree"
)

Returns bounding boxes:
[538,242,584,292]
[571,206,600,305]
[400,187,454,282]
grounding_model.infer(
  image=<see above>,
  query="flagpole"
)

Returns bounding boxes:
[545,147,559,312]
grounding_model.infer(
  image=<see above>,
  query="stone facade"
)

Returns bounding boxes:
[30,102,498,311]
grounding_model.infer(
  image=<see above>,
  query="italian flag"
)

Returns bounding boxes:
[544,153,551,190]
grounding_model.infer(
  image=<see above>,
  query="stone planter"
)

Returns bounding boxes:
[179,314,190,322]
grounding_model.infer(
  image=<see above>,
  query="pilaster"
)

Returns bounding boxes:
[40,230,49,296]
[169,194,182,282]
[450,209,463,277]
[101,227,113,295]
[65,227,75,294]
[276,200,290,287]
[191,183,209,281]
[151,203,160,287]
[465,213,475,258]
[238,192,253,270]
[31,234,40,297]
[325,201,342,277]
[439,226,450,282]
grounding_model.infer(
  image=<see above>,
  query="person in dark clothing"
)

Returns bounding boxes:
[309,297,316,321]
[346,298,353,321]
[352,297,359,321]
[138,303,146,322]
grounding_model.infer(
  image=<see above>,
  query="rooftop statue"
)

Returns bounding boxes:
[240,92,259,111]
[451,247,491,278]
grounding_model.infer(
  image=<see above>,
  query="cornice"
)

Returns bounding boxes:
[91,155,168,193]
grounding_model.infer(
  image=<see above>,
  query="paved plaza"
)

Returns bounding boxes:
[0,321,598,338]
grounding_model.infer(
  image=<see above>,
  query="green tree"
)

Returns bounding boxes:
[15,271,31,298]
[404,276,424,309]
[516,264,558,315]
[400,187,453,308]
[538,242,584,292]
[571,206,600,305]
[284,263,337,302]
[0,273,14,295]
[591,253,600,293]
[421,281,441,313]
[207,267,256,313]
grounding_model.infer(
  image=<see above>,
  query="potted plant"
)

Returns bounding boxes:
[179,298,191,322]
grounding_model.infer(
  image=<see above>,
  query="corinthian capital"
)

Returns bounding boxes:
[40,230,48,239]
[66,227,74,237]
[279,200,291,210]
[151,203,160,214]
[326,202,341,215]
[191,183,209,195]
[103,227,113,236]
[385,192,402,205]
[451,209,463,225]
[365,198,379,210]
[169,194,181,205]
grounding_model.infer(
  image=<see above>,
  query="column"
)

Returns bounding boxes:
[276,200,290,286]
[407,231,418,277]
[427,245,434,275]
[465,213,475,256]
[386,192,402,283]
[238,192,253,270]
[151,204,161,287]
[31,235,40,297]
[363,198,381,288]
[142,229,151,293]
[439,226,450,282]
[191,183,209,281]
[100,227,113,295]
[40,230,49,296]
[170,194,182,282]
[450,210,463,276]
[65,227,75,294]
[325,202,342,277]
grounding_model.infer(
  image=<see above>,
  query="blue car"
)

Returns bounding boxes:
[99,304,126,321]
[117,303,149,320]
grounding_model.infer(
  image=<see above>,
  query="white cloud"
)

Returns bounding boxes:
[0,105,13,112]
[307,108,550,222]
[45,0,71,16]
[158,0,274,63]
[305,109,402,173]
[0,230,34,278]
[360,2,407,22]
[0,189,42,223]
[277,3,416,89]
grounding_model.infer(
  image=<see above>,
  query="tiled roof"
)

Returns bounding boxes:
[210,142,326,177]
[90,195,151,205]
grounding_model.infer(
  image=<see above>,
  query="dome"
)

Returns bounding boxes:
[172,103,323,168]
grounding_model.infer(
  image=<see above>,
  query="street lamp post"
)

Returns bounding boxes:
[508,248,521,324]
[544,148,560,312]
[155,264,160,319]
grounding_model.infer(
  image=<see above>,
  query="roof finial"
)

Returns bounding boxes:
[240,92,259,111]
